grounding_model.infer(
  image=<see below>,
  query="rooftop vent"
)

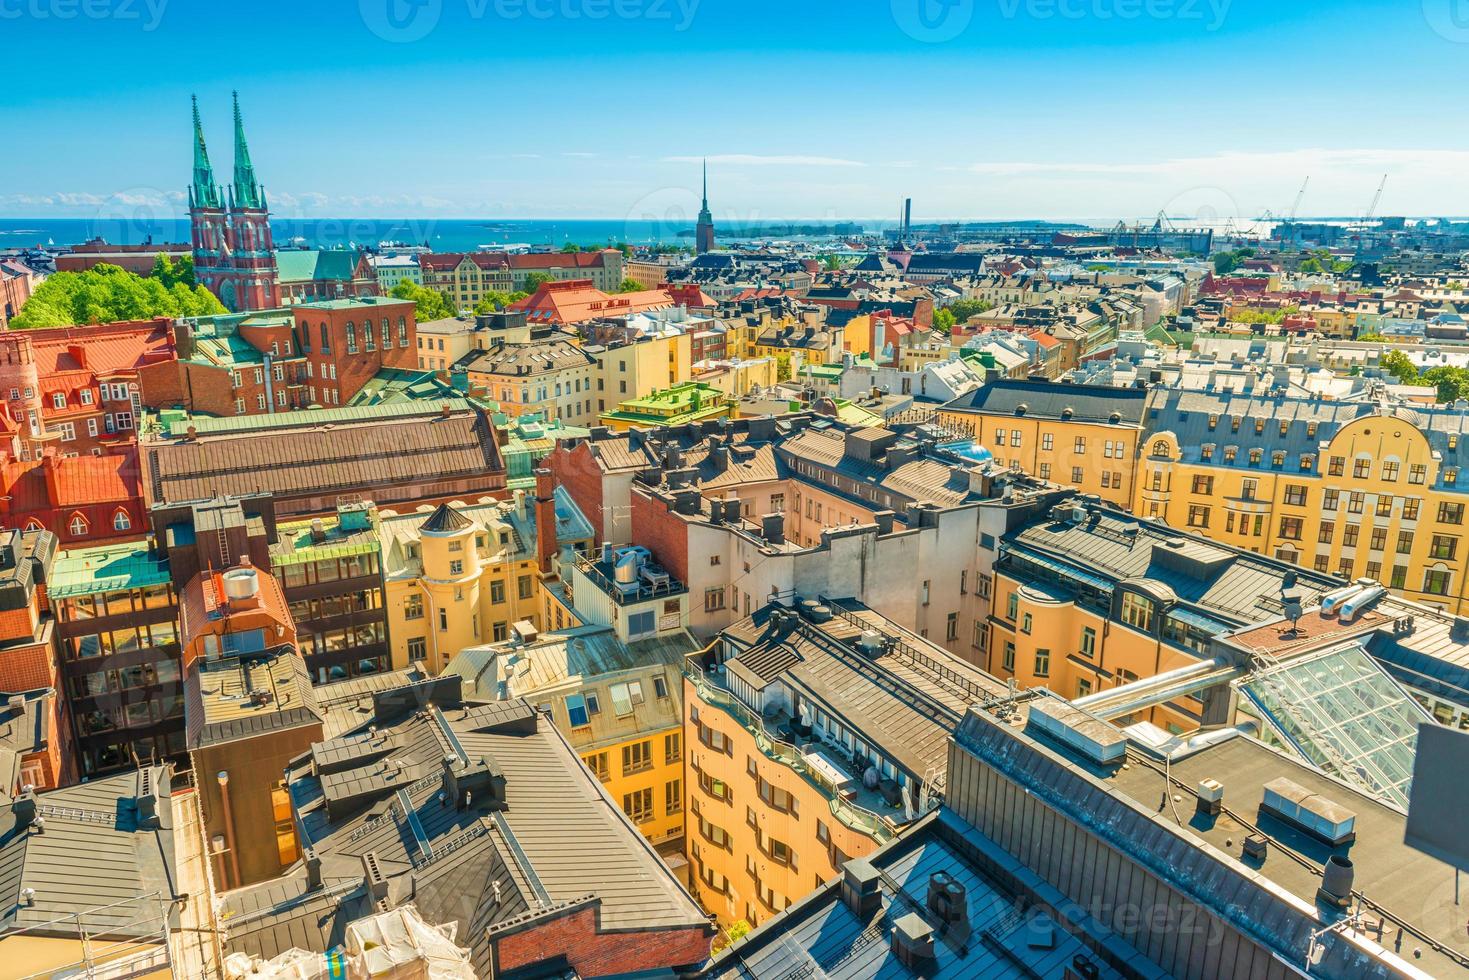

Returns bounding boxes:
[891,913,936,969]
[222,566,260,602]
[1026,700,1126,766]
[1317,854,1354,908]
[840,858,882,920]
[1196,778,1223,817]
[1261,777,1357,846]
[926,872,968,931]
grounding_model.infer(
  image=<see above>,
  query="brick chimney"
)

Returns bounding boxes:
[41,449,60,506]
[66,344,86,371]
[534,468,557,575]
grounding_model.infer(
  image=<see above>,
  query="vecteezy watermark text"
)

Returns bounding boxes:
[892,0,1229,43]
[0,0,167,30]
[361,0,698,43]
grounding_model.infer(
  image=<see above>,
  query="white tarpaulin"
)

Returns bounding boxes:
[225,904,475,980]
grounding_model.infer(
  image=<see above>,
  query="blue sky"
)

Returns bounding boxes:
[4,0,1469,222]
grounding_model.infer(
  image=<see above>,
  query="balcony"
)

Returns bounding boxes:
[576,552,687,606]
[686,660,928,843]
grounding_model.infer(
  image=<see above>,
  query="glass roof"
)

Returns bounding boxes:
[1242,643,1431,809]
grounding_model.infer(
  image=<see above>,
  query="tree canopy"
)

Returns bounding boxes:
[11,262,225,329]
[150,253,197,288]
[471,290,529,314]
[616,278,645,293]
[524,272,555,291]
[390,279,456,321]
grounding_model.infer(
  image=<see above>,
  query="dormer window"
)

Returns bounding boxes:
[51,392,65,410]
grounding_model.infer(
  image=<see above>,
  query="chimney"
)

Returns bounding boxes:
[534,469,557,575]
[362,851,390,905]
[840,858,882,920]
[872,510,895,536]
[1196,778,1223,817]
[305,847,322,890]
[41,450,61,506]
[761,513,785,545]
[11,788,36,831]
[890,913,935,969]
[66,343,86,371]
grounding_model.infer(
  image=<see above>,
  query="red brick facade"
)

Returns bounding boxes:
[492,900,712,978]
[629,489,690,585]
[292,298,417,407]
[547,441,608,542]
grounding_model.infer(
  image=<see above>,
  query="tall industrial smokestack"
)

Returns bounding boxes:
[903,198,912,237]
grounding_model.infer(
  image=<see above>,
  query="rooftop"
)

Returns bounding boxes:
[50,540,170,599]
[185,647,322,750]
[220,676,708,976]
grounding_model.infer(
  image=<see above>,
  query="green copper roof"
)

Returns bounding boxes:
[160,397,474,438]
[275,250,363,284]
[231,91,265,210]
[51,542,171,599]
[270,513,381,569]
[190,94,222,211]
[347,368,459,407]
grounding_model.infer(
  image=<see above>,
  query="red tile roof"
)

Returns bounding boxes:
[419,250,618,273]
[510,279,673,326]
[27,319,176,376]
[2,450,142,511]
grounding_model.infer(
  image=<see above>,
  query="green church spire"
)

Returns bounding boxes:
[190,94,222,210]
[231,91,265,210]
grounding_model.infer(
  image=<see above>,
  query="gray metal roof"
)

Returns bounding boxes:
[185,648,323,750]
[222,682,707,974]
[0,765,179,941]
[706,809,1141,980]
[943,378,1149,424]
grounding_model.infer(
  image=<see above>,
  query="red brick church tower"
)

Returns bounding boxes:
[188,94,279,312]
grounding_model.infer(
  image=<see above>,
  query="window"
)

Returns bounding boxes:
[704,587,726,612]
[1439,502,1465,525]
[1318,521,1335,543]
[621,740,652,775]
[1323,489,1339,510]
[1071,467,1084,484]
[1241,479,1257,501]
[1187,505,1210,528]
[610,680,645,716]
[1121,592,1155,632]
[1430,535,1458,561]
[1002,640,1015,672]
[1404,498,1422,521]
[448,559,463,576]
[1382,460,1400,482]
[1376,495,1393,518]
[1074,437,1086,454]
[653,675,670,699]
[404,593,424,620]
[1034,649,1051,677]
[565,693,591,728]
[1021,612,1032,634]
[1006,592,1018,620]
[1344,525,1360,547]
[622,787,653,823]
[490,580,505,603]
[407,637,426,662]
[1370,528,1387,551]
[1080,626,1096,658]
[438,608,448,632]
[68,514,88,537]
[1279,517,1302,541]
[1284,485,1307,507]
[664,731,681,764]
[1329,456,1344,476]
[112,510,131,531]
[1354,458,1371,479]
[1192,475,1213,495]
[1041,433,1053,450]
[946,612,958,641]
[665,779,682,815]
[1410,464,1427,485]
[1425,568,1452,596]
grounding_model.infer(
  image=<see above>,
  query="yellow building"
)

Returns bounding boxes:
[1138,389,1469,614]
[598,381,734,432]
[445,624,692,852]
[592,332,693,416]
[936,379,1149,508]
[684,600,1003,934]
[378,489,594,673]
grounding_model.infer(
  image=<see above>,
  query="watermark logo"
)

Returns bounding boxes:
[891,0,974,42]
[997,0,1230,29]
[1423,0,1469,41]
[360,0,442,42]
[0,0,169,31]
[363,0,698,41]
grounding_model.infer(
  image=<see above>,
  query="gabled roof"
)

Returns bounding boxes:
[275,249,368,284]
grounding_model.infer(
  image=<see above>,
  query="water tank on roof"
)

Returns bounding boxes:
[222,567,260,601]
[614,553,640,585]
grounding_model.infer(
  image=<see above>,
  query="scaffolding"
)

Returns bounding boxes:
[7,891,177,980]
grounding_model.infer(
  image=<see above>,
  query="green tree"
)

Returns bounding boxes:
[1422,366,1469,403]
[932,307,956,332]
[560,242,582,253]
[390,280,456,321]
[524,272,555,291]
[472,289,529,313]
[11,263,224,329]
[775,352,792,383]
[945,299,995,325]
[150,253,197,288]
[1379,350,1419,385]
[820,254,843,272]
[616,278,644,293]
